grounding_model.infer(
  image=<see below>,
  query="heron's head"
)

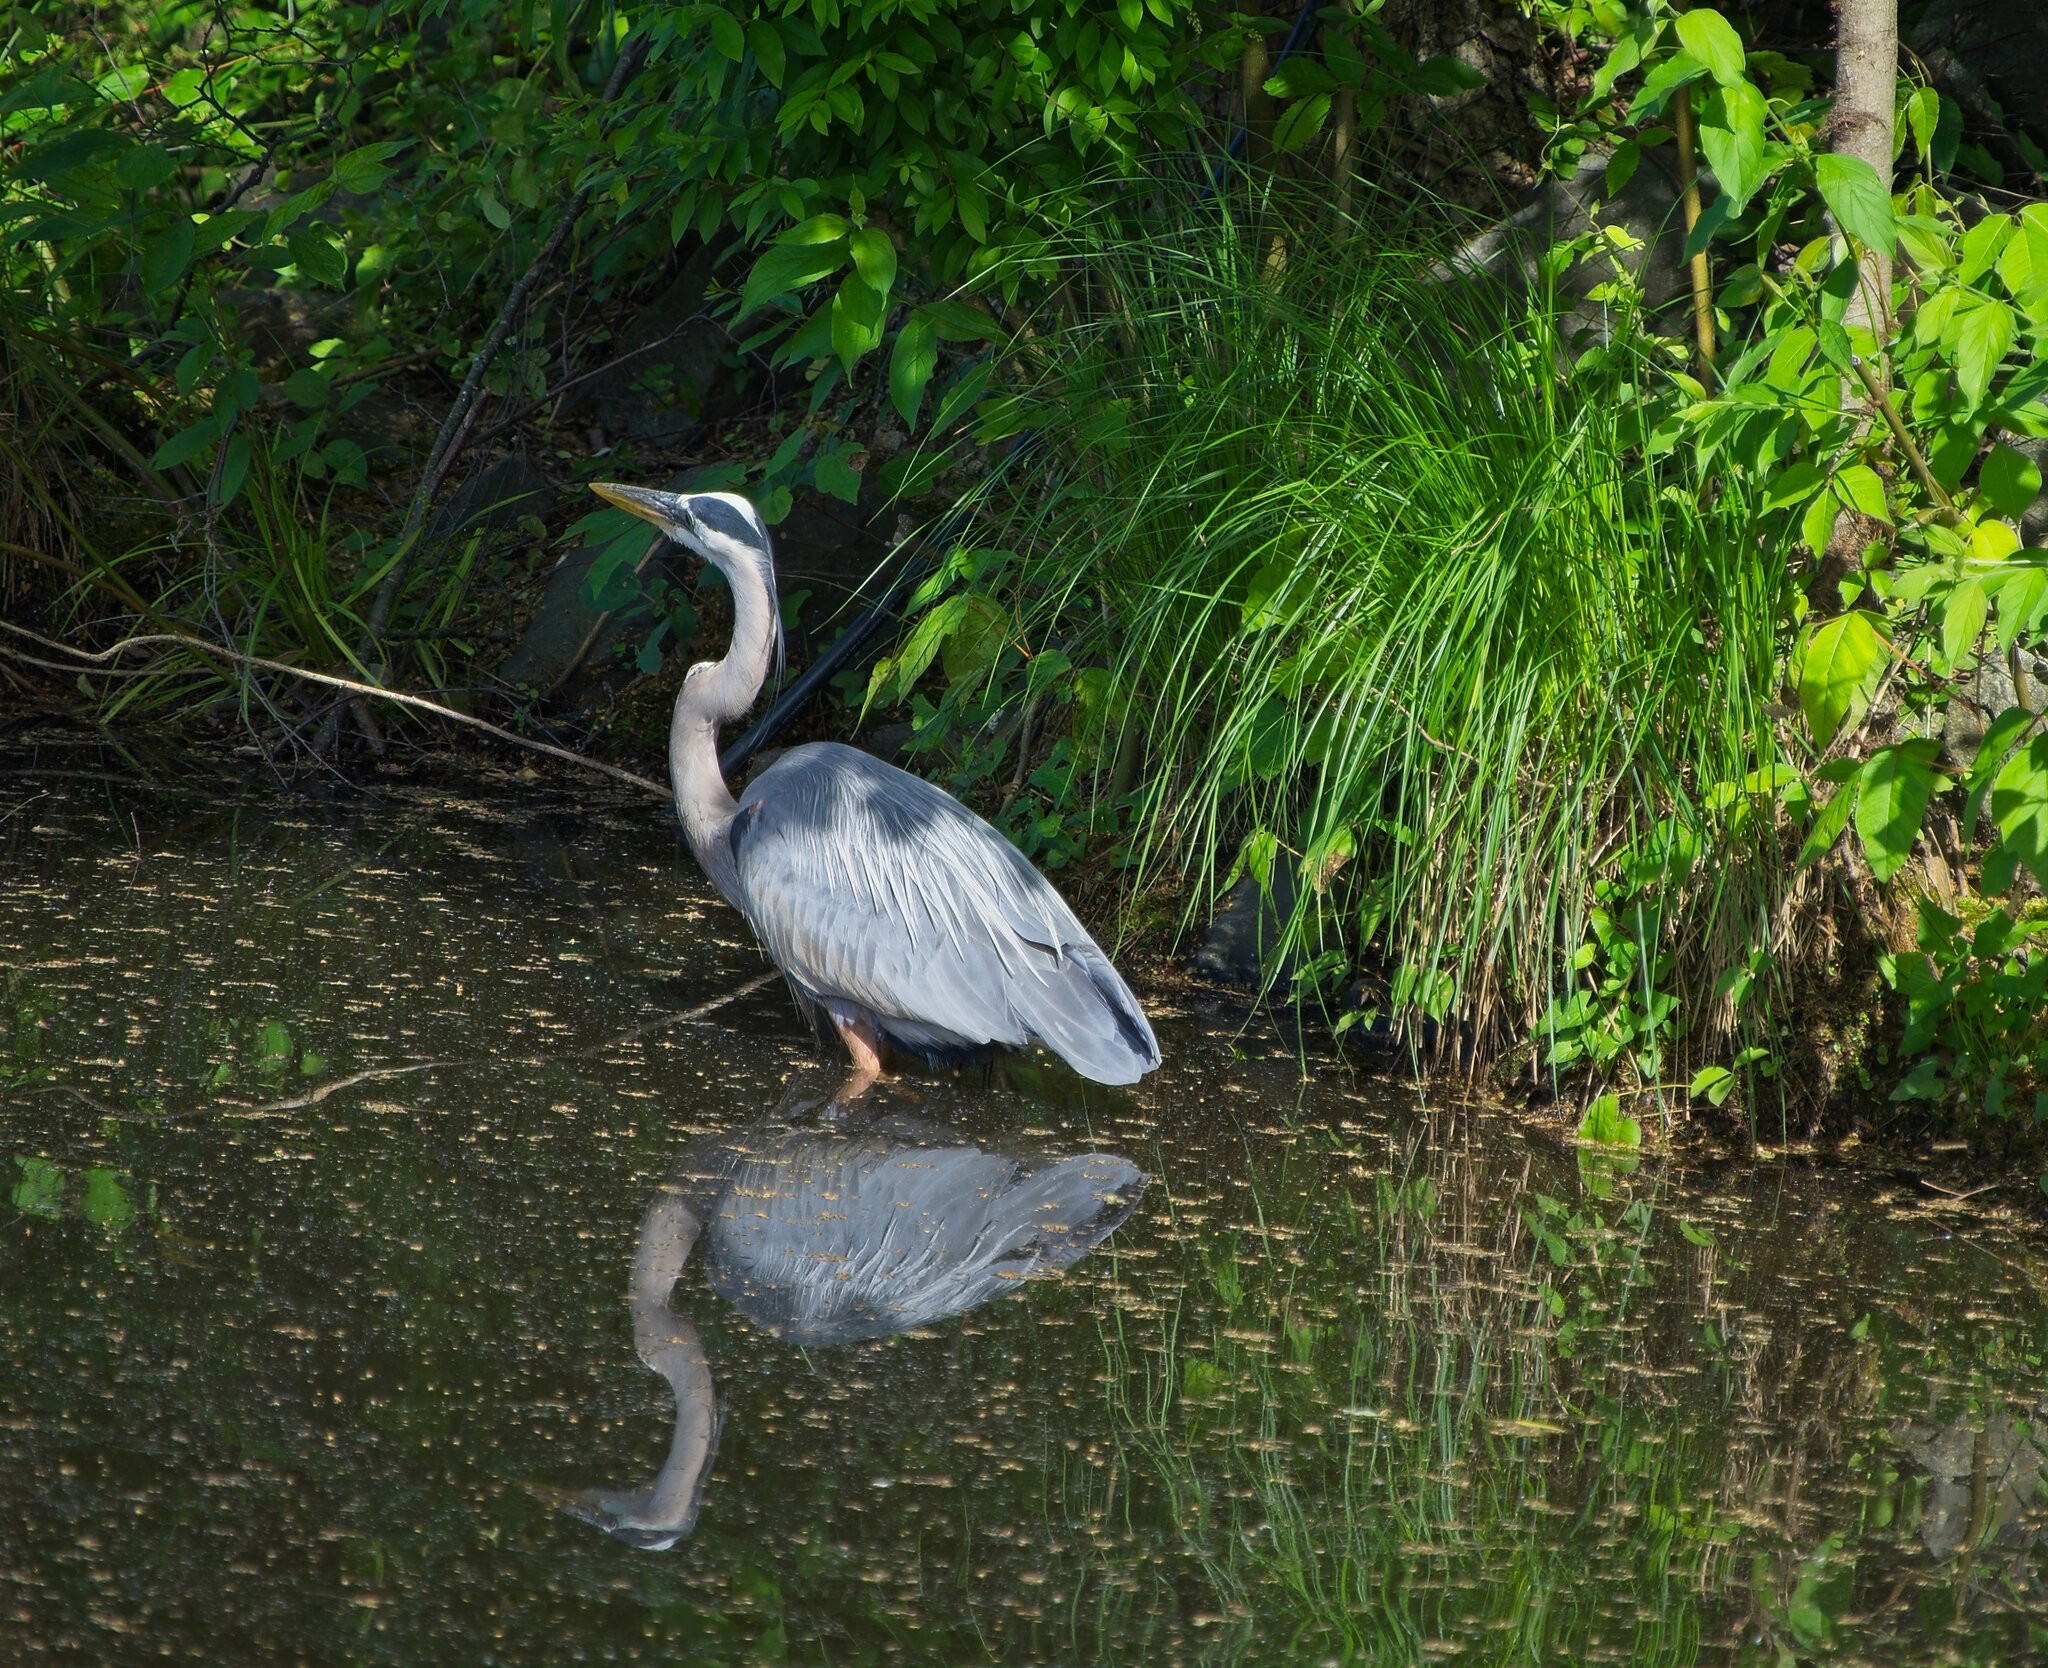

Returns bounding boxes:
[591,483,781,677]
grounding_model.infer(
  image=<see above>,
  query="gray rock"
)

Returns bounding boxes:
[1190,869,1301,991]
[496,468,693,702]
[567,247,736,446]
[1940,651,2046,764]
[2011,432,2048,548]
[428,452,554,540]
[1437,147,1689,340]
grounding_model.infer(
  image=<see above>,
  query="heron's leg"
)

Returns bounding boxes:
[822,1000,885,1103]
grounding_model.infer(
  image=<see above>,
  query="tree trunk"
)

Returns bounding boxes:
[1832,0,1897,337]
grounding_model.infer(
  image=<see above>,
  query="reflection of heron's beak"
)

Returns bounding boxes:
[590,481,672,525]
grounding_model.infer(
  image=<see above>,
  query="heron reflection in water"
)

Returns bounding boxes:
[560,1083,1146,1549]
[588,483,1159,1098]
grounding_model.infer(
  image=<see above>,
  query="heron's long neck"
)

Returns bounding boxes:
[670,552,776,898]
[623,1184,718,1537]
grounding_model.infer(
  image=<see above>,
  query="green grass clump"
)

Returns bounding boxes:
[911,190,1802,1075]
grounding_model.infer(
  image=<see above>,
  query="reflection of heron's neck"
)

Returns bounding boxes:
[669,547,777,903]
[598,1184,719,1544]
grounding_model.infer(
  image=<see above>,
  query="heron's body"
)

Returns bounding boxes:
[592,483,1161,1089]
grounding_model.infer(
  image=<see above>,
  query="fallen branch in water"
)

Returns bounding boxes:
[0,616,669,800]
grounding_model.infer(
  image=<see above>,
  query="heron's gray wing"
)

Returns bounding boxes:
[731,744,1159,1084]
[704,1126,1146,1344]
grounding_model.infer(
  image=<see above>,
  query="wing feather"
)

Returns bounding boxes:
[729,744,1159,1084]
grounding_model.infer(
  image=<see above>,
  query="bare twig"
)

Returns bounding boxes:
[0,617,670,799]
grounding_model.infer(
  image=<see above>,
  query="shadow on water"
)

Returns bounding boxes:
[555,1082,1145,1550]
[1,735,2046,1663]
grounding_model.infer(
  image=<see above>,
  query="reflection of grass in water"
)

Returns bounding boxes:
[1086,1146,1736,1664]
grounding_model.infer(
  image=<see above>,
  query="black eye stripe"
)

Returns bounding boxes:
[690,499,755,543]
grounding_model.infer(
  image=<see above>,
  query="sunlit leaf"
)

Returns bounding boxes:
[1955,298,2016,410]
[1814,152,1895,258]
[1796,610,1889,747]
[1980,442,2043,518]
[1673,8,1745,85]
[1576,1093,1642,1149]
[889,309,939,424]
[1697,80,1767,211]
[1854,740,1939,883]
[1990,734,2048,892]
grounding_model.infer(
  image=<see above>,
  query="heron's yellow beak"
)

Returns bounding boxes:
[590,481,670,525]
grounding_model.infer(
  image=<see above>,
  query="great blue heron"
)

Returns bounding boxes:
[590,484,1161,1094]
[559,1086,1146,1549]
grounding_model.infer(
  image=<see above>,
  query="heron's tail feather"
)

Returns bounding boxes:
[1012,943,1162,1086]
[975,1153,1147,1282]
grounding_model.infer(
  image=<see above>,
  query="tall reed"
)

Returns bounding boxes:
[958,188,1798,1070]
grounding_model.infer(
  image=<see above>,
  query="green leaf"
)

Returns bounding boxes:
[1411,55,1485,96]
[829,272,887,372]
[1854,740,1939,883]
[930,359,991,434]
[889,309,940,424]
[1963,706,2034,847]
[1801,489,1839,555]
[1796,610,1889,747]
[11,1156,64,1219]
[141,216,196,296]
[283,367,330,409]
[1797,774,1857,866]
[1940,577,1989,667]
[331,142,406,194]
[1606,139,1641,195]
[813,441,864,504]
[1763,456,1824,512]
[738,235,848,320]
[116,144,177,191]
[80,1168,133,1233]
[747,19,786,85]
[1814,152,1895,258]
[1697,80,1767,211]
[1272,92,1333,154]
[888,594,971,695]
[1264,60,1335,100]
[1955,299,2017,410]
[1957,214,2013,285]
[709,9,745,61]
[1994,564,2048,652]
[1577,1093,1643,1149]
[478,187,511,231]
[1689,1065,1736,1106]
[1990,734,2048,892]
[848,226,897,301]
[1629,49,1706,120]
[924,299,997,341]
[215,432,252,508]
[286,222,347,289]
[1674,9,1745,85]
[1903,84,1939,163]
[1981,441,2043,518]
[1832,462,1891,523]
[150,417,220,471]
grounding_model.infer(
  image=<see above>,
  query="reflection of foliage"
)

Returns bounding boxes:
[1087,1115,2048,1664]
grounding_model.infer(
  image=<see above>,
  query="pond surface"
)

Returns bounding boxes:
[3,737,2046,1665]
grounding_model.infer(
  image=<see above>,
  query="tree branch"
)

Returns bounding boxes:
[0,617,669,799]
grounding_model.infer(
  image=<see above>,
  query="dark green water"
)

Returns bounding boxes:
[3,739,2046,1665]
